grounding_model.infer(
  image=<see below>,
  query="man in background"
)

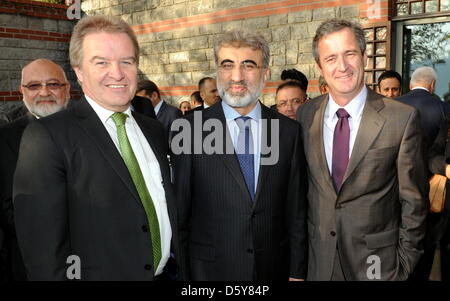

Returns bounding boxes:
[136,80,181,133]
[0,58,70,281]
[276,80,307,120]
[377,70,402,98]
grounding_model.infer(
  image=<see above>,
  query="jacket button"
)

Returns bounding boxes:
[144,264,152,270]
[142,225,149,232]
[247,248,254,254]
[330,231,336,237]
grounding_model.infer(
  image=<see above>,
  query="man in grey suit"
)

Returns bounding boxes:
[173,30,307,281]
[297,19,428,280]
[136,80,181,134]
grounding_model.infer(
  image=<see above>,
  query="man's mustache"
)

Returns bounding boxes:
[35,97,57,104]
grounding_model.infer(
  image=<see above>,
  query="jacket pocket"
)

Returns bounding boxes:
[189,241,216,262]
[364,228,398,249]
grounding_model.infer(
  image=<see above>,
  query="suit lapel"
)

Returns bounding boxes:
[73,97,141,205]
[253,104,272,204]
[309,96,336,195]
[157,101,166,119]
[342,89,386,186]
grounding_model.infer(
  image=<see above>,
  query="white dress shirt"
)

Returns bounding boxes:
[222,101,261,191]
[154,99,163,115]
[85,96,171,276]
[323,86,367,173]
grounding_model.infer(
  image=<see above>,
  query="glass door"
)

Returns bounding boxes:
[394,17,450,101]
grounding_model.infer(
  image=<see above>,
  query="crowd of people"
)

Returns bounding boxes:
[0,14,449,281]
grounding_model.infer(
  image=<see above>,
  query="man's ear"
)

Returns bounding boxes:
[430,80,436,94]
[74,66,83,84]
[263,68,270,83]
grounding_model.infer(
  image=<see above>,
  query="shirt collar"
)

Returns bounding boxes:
[327,86,367,120]
[204,103,210,109]
[85,95,133,124]
[154,99,163,114]
[412,86,430,92]
[221,100,262,123]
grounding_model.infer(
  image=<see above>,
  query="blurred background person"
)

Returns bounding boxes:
[179,100,191,115]
[377,70,402,98]
[275,80,307,120]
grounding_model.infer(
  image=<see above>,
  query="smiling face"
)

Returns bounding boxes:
[216,46,269,112]
[74,32,138,112]
[317,28,367,105]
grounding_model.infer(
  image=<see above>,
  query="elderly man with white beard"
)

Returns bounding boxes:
[172,30,308,281]
[0,58,70,281]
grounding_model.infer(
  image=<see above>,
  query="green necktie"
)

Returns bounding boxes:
[111,112,161,270]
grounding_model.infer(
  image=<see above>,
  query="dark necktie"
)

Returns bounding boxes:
[111,112,162,270]
[332,108,350,192]
[235,116,255,201]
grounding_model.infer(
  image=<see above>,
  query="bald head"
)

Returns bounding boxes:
[20,59,70,118]
[410,66,437,93]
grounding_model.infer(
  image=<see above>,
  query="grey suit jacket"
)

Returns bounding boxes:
[157,101,182,134]
[297,88,428,281]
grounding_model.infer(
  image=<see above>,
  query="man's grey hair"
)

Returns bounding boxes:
[410,66,437,86]
[213,30,270,68]
[312,18,366,65]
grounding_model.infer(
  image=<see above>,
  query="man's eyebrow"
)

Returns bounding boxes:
[89,56,108,62]
[220,59,234,65]
[242,59,258,65]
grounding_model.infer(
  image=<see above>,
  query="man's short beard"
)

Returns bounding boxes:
[24,97,67,118]
[217,78,265,108]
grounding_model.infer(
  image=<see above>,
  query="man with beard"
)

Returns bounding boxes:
[172,30,308,281]
[0,59,70,281]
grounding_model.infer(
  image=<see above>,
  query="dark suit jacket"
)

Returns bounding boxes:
[427,114,450,245]
[156,101,182,134]
[297,88,428,280]
[185,104,204,115]
[13,97,183,280]
[0,114,34,281]
[131,96,156,119]
[172,102,308,281]
[396,89,445,151]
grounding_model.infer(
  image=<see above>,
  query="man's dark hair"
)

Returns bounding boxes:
[198,77,214,92]
[137,80,160,99]
[377,70,402,87]
[191,91,203,104]
[276,80,306,95]
[280,69,308,91]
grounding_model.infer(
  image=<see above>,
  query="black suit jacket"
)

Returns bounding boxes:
[0,114,34,281]
[185,104,204,115]
[156,101,182,134]
[396,89,445,151]
[13,97,183,280]
[172,102,308,281]
[131,96,156,119]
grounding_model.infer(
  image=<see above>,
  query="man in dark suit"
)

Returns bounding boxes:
[185,77,220,115]
[0,58,70,281]
[13,15,182,281]
[136,80,181,133]
[297,19,428,280]
[398,66,448,280]
[172,30,307,281]
[131,95,156,119]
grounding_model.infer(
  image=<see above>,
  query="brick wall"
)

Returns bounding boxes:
[0,0,76,114]
[82,0,390,106]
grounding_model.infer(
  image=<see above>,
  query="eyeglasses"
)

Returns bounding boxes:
[22,82,67,91]
[219,61,262,73]
[276,98,307,108]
